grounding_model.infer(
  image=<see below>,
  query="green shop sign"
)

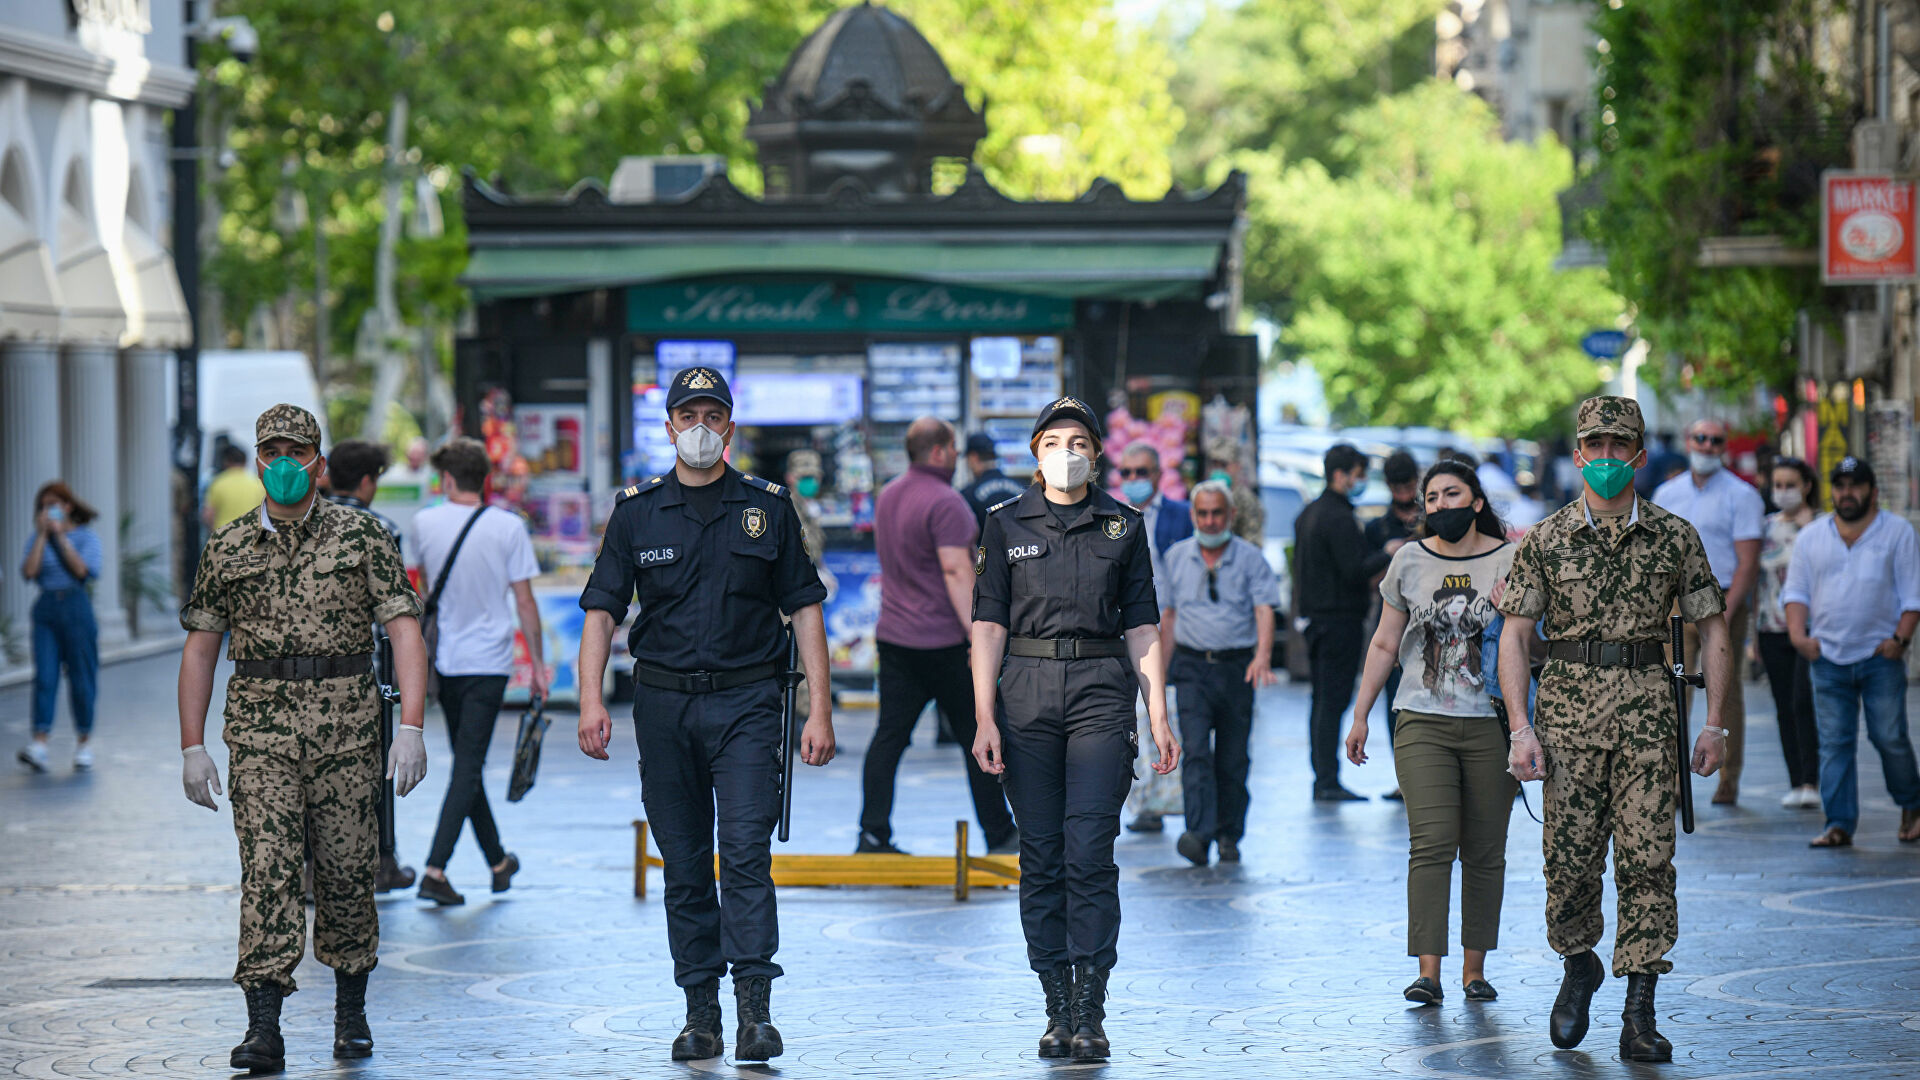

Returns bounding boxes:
[626,277,1075,334]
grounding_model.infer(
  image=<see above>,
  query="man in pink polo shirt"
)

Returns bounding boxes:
[857,417,1019,854]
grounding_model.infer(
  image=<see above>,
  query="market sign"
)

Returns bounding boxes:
[1822,172,1920,283]
[627,277,1076,334]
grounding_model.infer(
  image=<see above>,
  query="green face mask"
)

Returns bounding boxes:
[260,455,314,505]
[796,475,820,499]
[1580,457,1636,500]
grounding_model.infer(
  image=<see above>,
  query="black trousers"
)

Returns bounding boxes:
[999,654,1136,972]
[1757,631,1821,789]
[1170,650,1256,841]
[861,641,1017,846]
[635,680,784,987]
[427,674,510,869]
[1305,614,1365,791]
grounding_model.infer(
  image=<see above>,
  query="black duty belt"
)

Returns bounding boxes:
[1546,640,1666,669]
[1008,637,1129,660]
[1175,644,1255,665]
[634,660,781,694]
[234,654,373,680]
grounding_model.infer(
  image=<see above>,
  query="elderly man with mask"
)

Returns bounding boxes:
[1652,418,1764,804]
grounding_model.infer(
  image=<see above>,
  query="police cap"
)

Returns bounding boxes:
[665,367,733,412]
[1031,395,1103,442]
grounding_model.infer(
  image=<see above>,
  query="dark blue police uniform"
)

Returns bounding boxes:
[973,469,1157,976]
[579,465,825,989]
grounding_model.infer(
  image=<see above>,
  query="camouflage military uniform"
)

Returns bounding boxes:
[1496,397,1723,977]
[182,471,421,992]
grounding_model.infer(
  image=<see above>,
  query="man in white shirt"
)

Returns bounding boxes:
[1652,418,1764,804]
[1782,456,1920,847]
[409,438,548,904]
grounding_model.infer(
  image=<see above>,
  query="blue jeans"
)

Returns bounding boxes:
[1810,655,1920,835]
[30,588,99,738]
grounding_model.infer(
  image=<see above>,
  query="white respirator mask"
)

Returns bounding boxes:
[673,421,726,470]
[1039,449,1091,492]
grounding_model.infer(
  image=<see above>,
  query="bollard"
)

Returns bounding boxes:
[954,820,970,902]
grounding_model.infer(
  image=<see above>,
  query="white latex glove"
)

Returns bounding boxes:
[389,724,427,797]
[1507,726,1547,783]
[182,745,223,810]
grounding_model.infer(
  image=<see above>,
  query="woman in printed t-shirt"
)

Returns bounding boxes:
[1342,460,1517,1005]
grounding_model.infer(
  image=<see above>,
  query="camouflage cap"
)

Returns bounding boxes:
[255,403,322,447]
[1575,395,1644,441]
[1205,435,1243,462]
[786,448,823,476]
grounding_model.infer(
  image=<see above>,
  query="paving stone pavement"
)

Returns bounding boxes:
[3,652,1918,1078]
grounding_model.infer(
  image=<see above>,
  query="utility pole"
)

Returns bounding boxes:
[171,1,204,591]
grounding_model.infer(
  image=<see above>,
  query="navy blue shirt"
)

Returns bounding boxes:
[580,467,827,671]
[973,485,1158,639]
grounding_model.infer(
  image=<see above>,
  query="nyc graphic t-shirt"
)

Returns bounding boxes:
[1379,539,1515,718]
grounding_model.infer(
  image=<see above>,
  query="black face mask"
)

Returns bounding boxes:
[1427,506,1478,543]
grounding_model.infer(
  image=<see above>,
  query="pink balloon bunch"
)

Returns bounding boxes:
[1103,403,1193,502]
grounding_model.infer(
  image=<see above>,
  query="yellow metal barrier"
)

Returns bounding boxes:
[632,819,1019,902]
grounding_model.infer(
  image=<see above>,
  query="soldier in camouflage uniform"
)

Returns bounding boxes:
[1205,435,1265,544]
[177,404,431,1072]
[1496,396,1733,1063]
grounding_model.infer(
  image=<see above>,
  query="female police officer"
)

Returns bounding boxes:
[970,396,1178,1062]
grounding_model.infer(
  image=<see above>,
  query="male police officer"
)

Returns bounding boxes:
[1497,396,1731,1062]
[178,405,430,1071]
[577,367,834,1064]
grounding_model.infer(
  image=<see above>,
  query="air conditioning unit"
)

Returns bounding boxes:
[609,155,727,203]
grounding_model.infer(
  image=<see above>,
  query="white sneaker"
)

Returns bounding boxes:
[73,743,93,770]
[1796,786,1822,809]
[1781,788,1801,808]
[16,742,47,772]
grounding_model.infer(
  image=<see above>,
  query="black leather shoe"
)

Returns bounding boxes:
[1620,973,1672,1062]
[855,831,909,855]
[1313,786,1369,802]
[333,970,373,1058]
[733,975,783,1061]
[1069,963,1111,1061]
[670,979,724,1061]
[491,853,520,893]
[374,854,415,893]
[1464,979,1497,1001]
[1549,950,1606,1049]
[230,983,285,1073]
[1037,967,1074,1058]
[1216,837,1241,863]
[1176,830,1211,866]
[418,874,465,906]
[1125,813,1164,833]
[1403,976,1443,1004]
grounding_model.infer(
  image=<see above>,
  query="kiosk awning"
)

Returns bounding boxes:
[0,198,63,341]
[121,219,192,348]
[462,240,1223,302]
[56,206,127,345]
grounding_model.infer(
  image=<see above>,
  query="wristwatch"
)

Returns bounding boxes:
[1897,635,1912,651]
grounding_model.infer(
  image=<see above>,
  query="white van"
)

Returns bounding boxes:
[168,350,329,484]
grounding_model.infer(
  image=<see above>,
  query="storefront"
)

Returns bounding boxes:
[453,4,1252,694]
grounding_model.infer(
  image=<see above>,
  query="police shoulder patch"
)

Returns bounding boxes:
[616,475,666,505]
[986,495,1021,515]
[740,473,790,499]
[974,546,985,576]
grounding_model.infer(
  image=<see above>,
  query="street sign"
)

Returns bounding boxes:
[1821,171,1920,283]
[1581,329,1628,359]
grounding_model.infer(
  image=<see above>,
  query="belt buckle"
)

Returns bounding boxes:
[688,671,715,694]
[1056,640,1076,660]
[1582,641,1595,665]
[301,657,320,680]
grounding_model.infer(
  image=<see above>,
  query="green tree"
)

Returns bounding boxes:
[1243,82,1621,435]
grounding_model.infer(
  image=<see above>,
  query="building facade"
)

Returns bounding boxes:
[0,1,193,657]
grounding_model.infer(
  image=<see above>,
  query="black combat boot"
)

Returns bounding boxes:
[733,975,783,1061]
[1068,963,1111,1061]
[1037,966,1074,1058]
[333,970,373,1058]
[1619,973,1673,1062]
[671,979,724,1061]
[230,983,285,1073]
[1549,950,1606,1049]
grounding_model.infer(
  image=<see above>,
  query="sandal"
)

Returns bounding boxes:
[1900,808,1920,843]
[1809,827,1852,848]
[1463,979,1497,1001]
[1403,976,1443,1005]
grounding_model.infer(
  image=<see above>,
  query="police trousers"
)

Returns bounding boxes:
[229,742,381,992]
[634,680,784,987]
[1542,737,1678,976]
[998,654,1136,973]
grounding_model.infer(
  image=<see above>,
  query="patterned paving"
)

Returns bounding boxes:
[3,652,1918,1077]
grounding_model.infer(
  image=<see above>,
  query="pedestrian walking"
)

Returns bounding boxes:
[410,437,546,905]
[1205,435,1264,544]
[857,417,1016,855]
[1293,443,1393,801]
[1115,439,1190,834]
[970,395,1177,1062]
[575,366,834,1063]
[1754,456,1821,809]
[1498,395,1732,1062]
[1781,456,1920,847]
[1365,449,1422,799]
[176,404,431,1071]
[1161,481,1279,866]
[203,444,266,530]
[324,440,419,891]
[1652,418,1764,804]
[17,481,102,772]
[1343,461,1515,1004]
[961,432,1026,530]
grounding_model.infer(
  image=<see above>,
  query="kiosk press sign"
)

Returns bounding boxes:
[1823,172,1920,283]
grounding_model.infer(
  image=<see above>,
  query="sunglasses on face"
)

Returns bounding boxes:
[1117,467,1154,479]
[1690,433,1727,447]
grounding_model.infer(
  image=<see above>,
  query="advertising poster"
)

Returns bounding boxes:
[514,404,589,487]
[506,588,588,706]
[820,548,882,675]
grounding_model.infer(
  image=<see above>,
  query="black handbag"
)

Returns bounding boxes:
[506,694,549,803]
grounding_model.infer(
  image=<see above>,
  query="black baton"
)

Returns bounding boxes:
[1669,615,1704,834]
[778,625,800,843]
[376,630,400,854]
